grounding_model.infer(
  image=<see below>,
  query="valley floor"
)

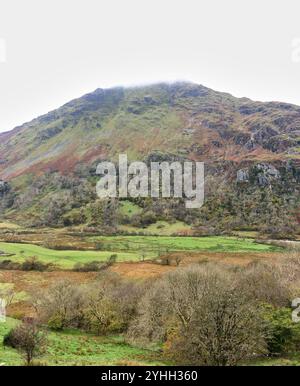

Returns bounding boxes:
[1,317,300,366]
[0,222,299,366]
[0,318,165,366]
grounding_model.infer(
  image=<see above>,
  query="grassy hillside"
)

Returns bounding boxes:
[0,82,299,233]
[0,318,164,366]
[1,82,299,182]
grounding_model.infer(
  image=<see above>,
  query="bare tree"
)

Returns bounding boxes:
[0,285,15,307]
[4,319,47,365]
[237,261,290,307]
[129,264,267,365]
[84,273,142,335]
[84,283,116,335]
[166,276,267,365]
[32,280,85,329]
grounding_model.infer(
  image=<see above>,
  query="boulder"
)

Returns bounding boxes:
[237,169,249,182]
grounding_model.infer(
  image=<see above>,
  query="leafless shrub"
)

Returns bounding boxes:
[83,273,142,334]
[128,265,267,365]
[32,272,142,335]
[32,280,86,330]
[274,251,300,293]
[0,286,15,307]
[4,319,47,365]
[237,261,291,307]
[165,278,267,365]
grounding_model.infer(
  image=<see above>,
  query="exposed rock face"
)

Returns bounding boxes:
[0,180,10,197]
[256,163,280,179]
[255,164,280,187]
[243,125,298,153]
[253,126,279,143]
[244,139,257,150]
[143,95,157,105]
[183,128,196,135]
[0,180,14,212]
[237,169,249,182]
[36,126,63,143]
[0,82,298,229]
[237,163,281,186]
[0,82,299,181]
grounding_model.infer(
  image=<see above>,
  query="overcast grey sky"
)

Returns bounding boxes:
[0,0,300,133]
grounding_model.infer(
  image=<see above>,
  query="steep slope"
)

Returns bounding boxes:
[0,82,299,180]
[0,82,299,234]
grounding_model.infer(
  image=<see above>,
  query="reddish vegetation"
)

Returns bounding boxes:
[0,126,22,143]
[111,251,284,277]
[1,82,299,181]
[81,145,109,164]
[110,261,174,278]
[0,270,97,318]
[0,270,98,293]
[0,250,287,317]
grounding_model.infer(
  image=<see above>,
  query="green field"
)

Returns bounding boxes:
[0,242,143,269]
[249,355,300,366]
[119,220,192,235]
[0,236,280,269]
[118,201,143,218]
[0,318,164,366]
[1,318,298,366]
[88,235,280,253]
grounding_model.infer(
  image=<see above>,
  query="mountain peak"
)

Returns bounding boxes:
[0,82,299,180]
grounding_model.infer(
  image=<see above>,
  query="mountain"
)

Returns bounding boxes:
[0,82,299,235]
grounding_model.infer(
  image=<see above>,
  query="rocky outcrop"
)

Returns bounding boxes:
[0,180,14,212]
[36,126,63,143]
[0,180,10,197]
[255,163,280,178]
[237,169,249,182]
[237,163,280,186]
